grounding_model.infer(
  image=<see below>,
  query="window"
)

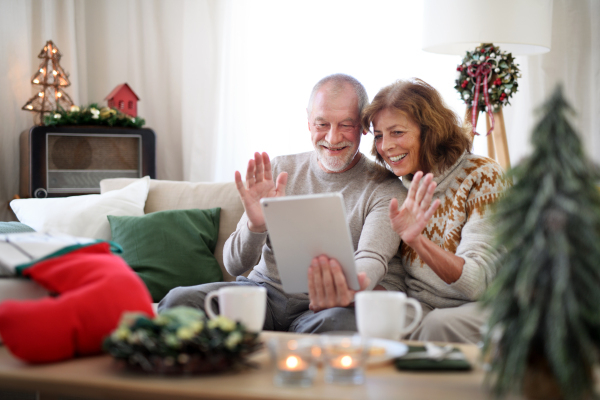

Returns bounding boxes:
[202,1,491,181]
[119,101,124,110]
[231,1,488,163]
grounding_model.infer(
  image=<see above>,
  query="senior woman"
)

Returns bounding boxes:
[362,78,509,344]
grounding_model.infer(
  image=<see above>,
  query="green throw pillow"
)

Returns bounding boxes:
[107,208,223,302]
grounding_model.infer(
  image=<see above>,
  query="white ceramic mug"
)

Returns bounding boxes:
[355,291,422,340]
[204,286,267,332]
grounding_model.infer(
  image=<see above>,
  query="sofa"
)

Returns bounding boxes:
[0,177,248,398]
[0,177,247,307]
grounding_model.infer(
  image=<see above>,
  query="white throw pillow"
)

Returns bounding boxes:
[10,176,150,241]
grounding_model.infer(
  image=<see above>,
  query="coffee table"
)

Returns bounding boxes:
[0,331,498,400]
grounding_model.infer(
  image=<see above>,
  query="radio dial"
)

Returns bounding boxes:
[34,188,48,198]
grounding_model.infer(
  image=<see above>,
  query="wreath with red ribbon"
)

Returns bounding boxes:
[455,43,520,135]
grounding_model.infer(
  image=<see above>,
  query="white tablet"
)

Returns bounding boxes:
[260,193,359,293]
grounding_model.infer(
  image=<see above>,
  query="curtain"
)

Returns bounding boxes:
[0,0,598,222]
[504,0,600,165]
[0,0,191,222]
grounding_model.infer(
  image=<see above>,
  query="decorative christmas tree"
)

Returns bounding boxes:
[22,40,74,125]
[482,86,600,400]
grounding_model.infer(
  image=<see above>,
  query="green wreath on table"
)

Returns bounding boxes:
[103,307,262,375]
[43,103,145,128]
[454,43,521,114]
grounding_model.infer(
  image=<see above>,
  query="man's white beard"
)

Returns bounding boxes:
[315,140,357,172]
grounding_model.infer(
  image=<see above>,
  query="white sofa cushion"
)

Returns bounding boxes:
[10,177,150,241]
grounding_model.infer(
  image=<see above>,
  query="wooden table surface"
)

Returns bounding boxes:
[0,331,502,400]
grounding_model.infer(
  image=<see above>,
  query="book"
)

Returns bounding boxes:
[0,232,105,276]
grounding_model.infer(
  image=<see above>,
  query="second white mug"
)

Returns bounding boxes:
[204,286,267,332]
[355,291,422,340]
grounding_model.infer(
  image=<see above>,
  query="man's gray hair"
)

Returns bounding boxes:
[307,73,369,117]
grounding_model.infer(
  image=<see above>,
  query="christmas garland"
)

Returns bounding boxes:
[43,103,145,128]
[454,43,521,114]
[103,307,262,374]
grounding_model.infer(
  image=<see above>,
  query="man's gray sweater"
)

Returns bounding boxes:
[223,151,405,299]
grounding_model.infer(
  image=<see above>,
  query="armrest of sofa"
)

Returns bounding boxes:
[100,178,245,281]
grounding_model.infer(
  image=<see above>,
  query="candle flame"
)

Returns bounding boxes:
[341,355,352,367]
[285,355,299,369]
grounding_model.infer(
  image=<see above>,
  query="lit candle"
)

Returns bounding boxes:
[332,355,357,369]
[279,355,307,371]
[272,341,317,387]
[321,334,368,385]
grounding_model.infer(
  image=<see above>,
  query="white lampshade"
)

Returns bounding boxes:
[422,0,553,55]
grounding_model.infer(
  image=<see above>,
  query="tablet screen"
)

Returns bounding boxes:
[261,193,359,293]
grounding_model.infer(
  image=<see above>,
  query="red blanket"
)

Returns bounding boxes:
[0,242,154,363]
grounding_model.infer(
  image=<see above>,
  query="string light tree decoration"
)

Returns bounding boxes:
[422,0,553,170]
[21,40,74,125]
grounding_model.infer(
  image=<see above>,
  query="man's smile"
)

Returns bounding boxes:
[317,140,352,153]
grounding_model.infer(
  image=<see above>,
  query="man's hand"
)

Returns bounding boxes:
[307,255,370,312]
[234,152,288,233]
[389,171,440,246]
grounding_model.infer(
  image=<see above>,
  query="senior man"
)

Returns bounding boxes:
[159,73,404,333]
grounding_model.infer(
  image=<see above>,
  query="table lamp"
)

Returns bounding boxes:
[422,0,553,169]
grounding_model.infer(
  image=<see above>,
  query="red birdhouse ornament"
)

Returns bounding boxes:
[105,83,139,117]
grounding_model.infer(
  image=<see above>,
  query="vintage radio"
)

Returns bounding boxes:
[20,126,156,198]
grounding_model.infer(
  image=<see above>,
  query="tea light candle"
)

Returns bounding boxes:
[279,355,308,371]
[332,355,357,369]
[325,353,365,384]
[270,337,318,387]
[321,333,369,385]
